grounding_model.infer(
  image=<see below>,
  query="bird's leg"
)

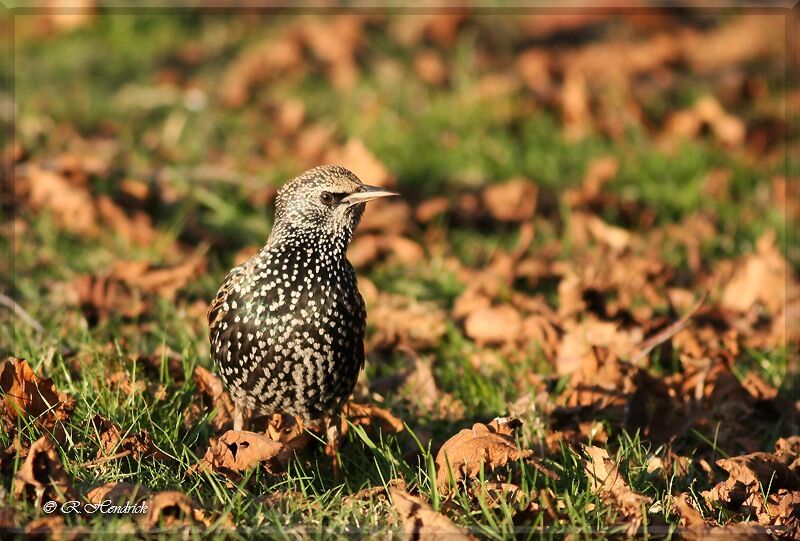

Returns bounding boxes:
[233,404,244,432]
[324,415,342,478]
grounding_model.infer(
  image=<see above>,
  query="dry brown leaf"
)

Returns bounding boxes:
[482,178,538,222]
[681,15,781,74]
[665,95,746,148]
[359,199,414,235]
[390,487,473,540]
[516,48,552,96]
[348,234,424,268]
[581,445,650,533]
[325,138,392,187]
[72,273,148,323]
[398,353,465,420]
[96,195,158,247]
[103,369,135,393]
[435,418,532,490]
[13,436,80,506]
[560,69,591,140]
[721,230,788,315]
[22,164,98,236]
[300,15,365,89]
[673,492,706,527]
[90,414,166,462]
[463,304,523,345]
[220,31,304,107]
[267,413,312,455]
[111,253,206,301]
[133,344,185,383]
[139,491,209,530]
[703,452,798,518]
[415,197,450,223]
[414,50,448,86]
[186,366,235,432]
[675,493,777,540]
[367,293,447,350]
[0,357,74,431]
[276,98,306,135]
[341,402,404,436]
[555,319,637,376]
[194,430,284,474]
[295,123,336,166]
[0,506,15,533]
[452,287,492,321]
[23,515,82,540]
[86,482,151,505]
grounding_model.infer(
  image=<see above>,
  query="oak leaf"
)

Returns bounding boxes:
[435,418,532,490]
[0,357,74,431]
[194,430,284,473]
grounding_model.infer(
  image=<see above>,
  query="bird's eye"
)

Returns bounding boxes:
[320,191,335,206]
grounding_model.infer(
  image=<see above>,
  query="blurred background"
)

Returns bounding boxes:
[1,7,799,535]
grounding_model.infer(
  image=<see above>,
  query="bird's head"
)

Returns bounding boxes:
[271,165,398,247]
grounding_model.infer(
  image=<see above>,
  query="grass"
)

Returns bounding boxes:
[2,11,796,538]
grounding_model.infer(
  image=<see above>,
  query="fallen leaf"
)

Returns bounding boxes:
[139,491,209,530]
[560,69,591,140]
[415,197,450,223]
[414,50,448,86]
[13,436,80,506]
[72,273,148,324]
[22,164,98,236]
[703,452,798,518]
[23,515,82,539]
[341,402,404,436]
[681,15,780,74]
[86,482,151,505]
[275,98,306,135]
[435,418,532,490]
[220,31,304,107]
[516,48,552,96]
[390,487,472,540]
[194,430,284,474]
[464,304,523,344]
[348,234,424,268]
[111,253,207,301]
[186,366,235,432]
[482,178,538,222]
[581,445,651,534]
[721,230,787,315]
[397,352,465,420]
[90,415,167,461]
[96,195,158,247]
[300,15,365,89]
[325,138,392,187]
[0,357,74,431]
[367,293,447,350]
[267,413,311,455]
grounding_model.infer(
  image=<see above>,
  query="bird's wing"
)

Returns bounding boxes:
[207,266,244,336]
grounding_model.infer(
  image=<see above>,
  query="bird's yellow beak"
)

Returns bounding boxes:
[341,184,399,206]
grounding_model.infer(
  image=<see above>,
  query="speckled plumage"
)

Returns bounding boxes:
[208,165,395,425]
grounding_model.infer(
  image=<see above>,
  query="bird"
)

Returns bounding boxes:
[207,165,398,432]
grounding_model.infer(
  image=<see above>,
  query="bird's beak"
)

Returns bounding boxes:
[341,184,399,206]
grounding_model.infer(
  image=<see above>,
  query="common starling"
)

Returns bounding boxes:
[208,165,397,431]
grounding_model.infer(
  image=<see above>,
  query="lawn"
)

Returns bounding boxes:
[1,9,798,539]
